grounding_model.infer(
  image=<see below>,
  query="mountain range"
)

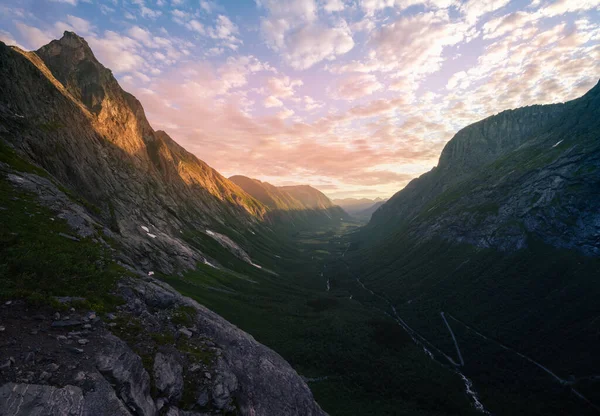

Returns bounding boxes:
[230,175,348,229]
[0,30,599,416]
[332,197,387,220]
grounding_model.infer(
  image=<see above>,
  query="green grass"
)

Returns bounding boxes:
[162,224,477,416]
[342,232,600,416]
[0,177,124,311]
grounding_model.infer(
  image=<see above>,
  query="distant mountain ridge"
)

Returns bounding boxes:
[333,197,387,220]
[230,175,349,228]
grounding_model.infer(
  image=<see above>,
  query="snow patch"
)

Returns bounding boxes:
[203,259,217,268]
[148,271,154,276]
[552,140,564,148]
[251,262,262,269]
[147,233,157,238]
[141,226,150,232]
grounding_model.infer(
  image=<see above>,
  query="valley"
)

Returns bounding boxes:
[0,29,598,416]
[161,221,480,416]
[156,216,600,415]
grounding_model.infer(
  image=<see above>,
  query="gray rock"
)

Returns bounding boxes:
[0,359,12,370]
[52,320,82,328]
[58,232,80,241]
[195,388,209,407]
[153,352,183,402]
[125,278,326,416]
[82,372,133,416]
[0,383,84,415]
[95,333,156,416]
[178,328,192,338]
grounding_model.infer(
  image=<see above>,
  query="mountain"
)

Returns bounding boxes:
[334,197,387,220]
[0,31,271,274]
[367,85,600,253]
[354,199,386,220]
[0,32,326,415]
[230,175,349,229]
[342,80,600,415]
[333,197,384,215]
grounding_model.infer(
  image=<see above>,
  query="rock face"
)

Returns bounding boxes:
[0,259,326,416]
[96,334,157,415]
[0,383,84,416]
[367,80,600,255]
[0,32,265,274]
[153,353,184,402]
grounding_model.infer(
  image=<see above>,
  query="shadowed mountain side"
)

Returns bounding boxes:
[341,79,600,414]
[366,79,600,254]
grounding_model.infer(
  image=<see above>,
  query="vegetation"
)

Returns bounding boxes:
[0,146,125,311]
[163,223,478,416]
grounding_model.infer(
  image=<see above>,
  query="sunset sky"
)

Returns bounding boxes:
[0,0,599,199]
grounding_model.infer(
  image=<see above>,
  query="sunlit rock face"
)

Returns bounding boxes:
[0,32,270,274]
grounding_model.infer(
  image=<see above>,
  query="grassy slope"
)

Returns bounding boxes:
[164,223,479,416]
[340,233,600,416]
[0,142,125,311]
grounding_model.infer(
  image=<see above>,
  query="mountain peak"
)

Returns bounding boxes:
[38,31,96,63]
[35,32,113,114]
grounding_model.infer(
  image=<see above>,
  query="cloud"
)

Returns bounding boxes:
[264,95,284,107]
[267,76,303,98]
[259,0,354,69]
[322,0,346,12]
[86,31,145,73]
[49,0,78,5]
[282,21,354,69]
[15,22,53,49]
[460,0,511,25]
[277,107,295,119]
[0,30,25,49]
[331,73,383,100]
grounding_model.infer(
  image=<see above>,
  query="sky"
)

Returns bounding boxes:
[0,0,599,199]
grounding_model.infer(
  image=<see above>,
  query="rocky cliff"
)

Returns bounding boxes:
[0,32,266,275]
[0,32,326,416]
[368,80,600,255]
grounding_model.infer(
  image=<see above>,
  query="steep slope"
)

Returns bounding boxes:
[0,32,327,416]
[368,81,599,254]
[0,32,266,273]
[230,175,349,229]
[343,81,600,415]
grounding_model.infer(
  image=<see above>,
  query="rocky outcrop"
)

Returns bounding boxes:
[367,80,600,255]
[153,353,184,402]
[0,255,326,416]
[0,383,85,416]
[96,334,157,415]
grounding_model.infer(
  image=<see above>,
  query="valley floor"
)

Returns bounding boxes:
[163,222,600,416]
